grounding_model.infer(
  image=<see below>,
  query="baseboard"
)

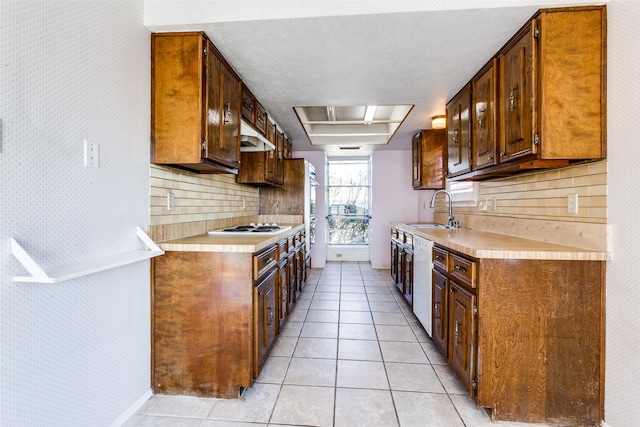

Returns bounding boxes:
[601,421,611,427]
[109,388,153,427]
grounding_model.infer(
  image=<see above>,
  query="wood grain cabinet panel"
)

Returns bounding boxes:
[446,84,472,177]
[412,129,446,190]
[152,229,306,399]
[472,59,499,170]
[151,32,241,174]
[428,241,605,426]
[450,6,606,180]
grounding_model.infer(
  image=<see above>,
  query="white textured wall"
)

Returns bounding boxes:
[1,2,152,426]
[604,2,640,426]
[371,151,420,269]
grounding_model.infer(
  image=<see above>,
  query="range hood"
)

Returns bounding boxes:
[240,120,275,152]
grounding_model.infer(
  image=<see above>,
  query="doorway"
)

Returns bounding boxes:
[326,157,371,261]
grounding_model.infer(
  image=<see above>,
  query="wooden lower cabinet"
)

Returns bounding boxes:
[448,281,476,394]
[431,269,448,356]
[254,269,277,374]
[152,229,306,399]
[431,244,604,426]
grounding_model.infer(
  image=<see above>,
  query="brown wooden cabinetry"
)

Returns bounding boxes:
[152,228,305,399]
[449,6,606,181]
[472,59,498,170]
[412,129,446,189]
[151,32,241,174]
[392,229,414,307]
[446,84,472,177]
[254,268,277,374]
[431,268,448,356]
[428,242,604,425]
[241,84,268,136]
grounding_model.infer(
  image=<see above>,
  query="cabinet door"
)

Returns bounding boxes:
[254,269,277,374]
[207,46,241,166]
[432,269,448,357]
[500,22,534,161]
[472,59,498,170]
[446,85,472,176]
[277,262,289,332]
[412,132,422,188]
[390,240,399,283]
[265,131,280,183]
[449,281,476,394]
[404,248,414,307]
[241,84,255,123]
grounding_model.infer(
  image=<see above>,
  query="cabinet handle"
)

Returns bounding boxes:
[223,102,232,124]
[452,129,459,144]
[454,264,467,273]
[243,99,253,112]
[435,255,444,262]
[257,114,265,124]
[500,151,507,158]
[454,322,461,345]
[267,306,274,326]
[434,302,440,318]
[477,107,486,130]
[488,155,494,161]
[508,85,518,111]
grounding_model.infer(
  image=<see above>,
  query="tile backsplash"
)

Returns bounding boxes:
[149,164,259,241]
[433,160,609,251]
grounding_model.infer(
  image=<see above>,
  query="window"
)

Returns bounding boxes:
[326,158,371,245]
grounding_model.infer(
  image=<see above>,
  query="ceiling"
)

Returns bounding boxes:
[145,1,603,155]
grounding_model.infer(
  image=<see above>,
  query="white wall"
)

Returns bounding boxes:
[370,150,422,269]
[604,2,640,426]
[1,2,152,426]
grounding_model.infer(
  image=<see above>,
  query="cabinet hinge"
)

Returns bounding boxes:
[473,304,478,316]
[534,133,540,146]
[201,140,206,151]
[472,378,478,391]
[203,45,207,57]
[534,26,540,39]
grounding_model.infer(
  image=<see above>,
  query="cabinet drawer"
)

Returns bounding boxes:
[253,246,277,281]
[449,253,476,288]
[404,232,413,248]
[433,246,448,271]
[276,239,288,261]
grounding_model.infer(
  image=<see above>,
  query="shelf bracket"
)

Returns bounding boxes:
[10,226,164,283]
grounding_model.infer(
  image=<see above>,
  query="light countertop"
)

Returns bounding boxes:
[158,224,305,253]
[393,223,610,261]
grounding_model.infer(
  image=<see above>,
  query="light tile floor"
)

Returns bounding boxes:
[124,262,555,427]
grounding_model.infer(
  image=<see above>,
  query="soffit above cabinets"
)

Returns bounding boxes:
[293,104,413,148]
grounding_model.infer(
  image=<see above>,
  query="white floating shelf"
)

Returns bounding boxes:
[10,227,164,284]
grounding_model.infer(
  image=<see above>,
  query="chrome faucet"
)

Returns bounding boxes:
[429,190,459,228]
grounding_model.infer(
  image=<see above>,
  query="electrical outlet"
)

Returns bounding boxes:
[167,192,175,211]
[567,193,578,214]
[478,198,488,211]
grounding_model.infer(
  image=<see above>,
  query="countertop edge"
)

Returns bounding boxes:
[158,224,306,253]
[392,222,611,261]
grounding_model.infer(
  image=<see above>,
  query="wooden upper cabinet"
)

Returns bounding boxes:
[446,84,472,177]
[241,84,255,124]
[499,23,534,161]
[499,6,606,164]
[151,32,241,174]
[242,84,268,136]
[448,6,606,181]
[412,129,446,190]
[472,59,499,170]
[210,48,241,166]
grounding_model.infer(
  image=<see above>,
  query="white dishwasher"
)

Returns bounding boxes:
[412,235,434,337]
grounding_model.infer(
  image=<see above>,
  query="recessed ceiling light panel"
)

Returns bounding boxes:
[294,104,413,148]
